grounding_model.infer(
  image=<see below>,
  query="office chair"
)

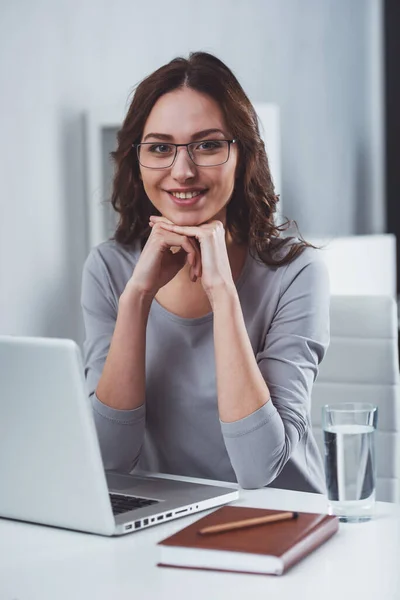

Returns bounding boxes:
[311,295,400,502]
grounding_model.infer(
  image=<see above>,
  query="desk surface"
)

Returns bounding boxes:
[1,475,400,600]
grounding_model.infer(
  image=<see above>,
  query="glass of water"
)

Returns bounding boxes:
[322,403,378,523]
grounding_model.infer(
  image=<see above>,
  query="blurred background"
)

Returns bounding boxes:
[0,0,398,348]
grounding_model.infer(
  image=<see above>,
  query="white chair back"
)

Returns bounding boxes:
[308,234,397,297]
[311,295,400,502]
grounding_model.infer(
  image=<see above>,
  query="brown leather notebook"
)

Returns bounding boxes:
[158,506,339,576]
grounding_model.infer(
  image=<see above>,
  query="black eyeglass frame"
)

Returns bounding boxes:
[131,139,237,169]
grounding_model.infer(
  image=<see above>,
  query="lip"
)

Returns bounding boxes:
[166,190,207,207]
[167,188,206,193]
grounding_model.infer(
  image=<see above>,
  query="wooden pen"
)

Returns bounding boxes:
[198,511,299,536]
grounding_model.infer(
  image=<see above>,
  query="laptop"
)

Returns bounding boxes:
[0,335,239,536]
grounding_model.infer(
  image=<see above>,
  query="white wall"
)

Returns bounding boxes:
[0,0,383,345]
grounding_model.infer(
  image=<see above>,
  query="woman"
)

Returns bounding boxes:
[81,51,329,493]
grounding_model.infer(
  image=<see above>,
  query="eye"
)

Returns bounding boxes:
[196,140,223,151]
[148,144,174,154]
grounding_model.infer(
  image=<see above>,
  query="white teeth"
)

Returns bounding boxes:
[170,191,203,199]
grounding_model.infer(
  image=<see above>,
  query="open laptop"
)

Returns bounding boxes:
[0,335,239,536]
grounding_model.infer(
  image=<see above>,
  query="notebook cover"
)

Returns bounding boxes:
[158,505,339,575]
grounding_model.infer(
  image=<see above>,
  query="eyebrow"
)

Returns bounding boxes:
[142,128,227,142]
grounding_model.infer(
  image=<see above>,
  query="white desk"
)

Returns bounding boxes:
[1,476,400,600]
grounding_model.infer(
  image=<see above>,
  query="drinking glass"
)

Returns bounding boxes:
[322,403,378,522]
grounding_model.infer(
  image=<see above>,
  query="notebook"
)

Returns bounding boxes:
[158,505,339,575]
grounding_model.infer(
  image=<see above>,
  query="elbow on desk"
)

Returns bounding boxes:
[235,467,284,490]
[236,476,269,490]
[234,439,293,490]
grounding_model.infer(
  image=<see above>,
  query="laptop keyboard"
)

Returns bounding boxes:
[109,493,159,516]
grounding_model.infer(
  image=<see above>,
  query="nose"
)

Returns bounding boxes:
[170,146,196,181]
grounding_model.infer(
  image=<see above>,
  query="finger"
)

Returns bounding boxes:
[149,215,174,225]
[156,222,201,240]
[187,237,202,278]
[156,222,203,276]
[182,237,195,279]
[186,237,202,281]
[150,223,199,279]
[151,224,197,266]
[180,236,200,280]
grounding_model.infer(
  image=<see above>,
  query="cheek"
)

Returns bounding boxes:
[141,173,161,196]
[210,163,235,188]
[217,166,237,192]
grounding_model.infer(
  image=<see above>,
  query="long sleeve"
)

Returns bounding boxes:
[220,251,330,491]
[81,247,145,472]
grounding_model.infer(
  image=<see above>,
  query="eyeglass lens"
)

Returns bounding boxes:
[137,140,230,168]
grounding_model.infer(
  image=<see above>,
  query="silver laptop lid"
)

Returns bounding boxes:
[0,336,115,535]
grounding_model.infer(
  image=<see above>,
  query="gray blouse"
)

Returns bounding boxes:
[81,238,330,493]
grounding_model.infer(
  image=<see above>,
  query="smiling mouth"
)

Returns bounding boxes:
[167,190,207,200]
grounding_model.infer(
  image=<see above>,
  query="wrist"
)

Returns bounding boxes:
[120,286,154,314]
[209,283,239,311]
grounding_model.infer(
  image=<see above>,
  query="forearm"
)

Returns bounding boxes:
[96,289,152,410]
[212,287,270,422]
[90,400,146,472]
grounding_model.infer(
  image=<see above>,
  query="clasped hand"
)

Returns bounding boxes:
[125,213,236,302]
[148,216,235,299]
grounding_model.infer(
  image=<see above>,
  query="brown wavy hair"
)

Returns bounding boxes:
[110,51,314,266]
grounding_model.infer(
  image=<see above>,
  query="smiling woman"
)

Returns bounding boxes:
[81,51,330,493]
[134,88,239,234]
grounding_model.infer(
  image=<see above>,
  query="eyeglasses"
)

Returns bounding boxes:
[132,139,237,169]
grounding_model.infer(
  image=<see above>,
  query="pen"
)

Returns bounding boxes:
[198,511,299,536]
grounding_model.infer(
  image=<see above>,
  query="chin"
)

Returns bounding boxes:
[169,212,208,226]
